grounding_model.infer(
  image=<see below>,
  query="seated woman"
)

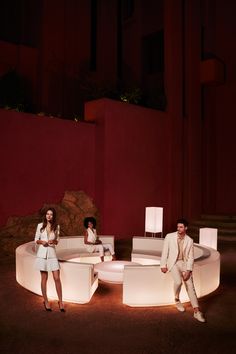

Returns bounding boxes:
[84,217,116,262]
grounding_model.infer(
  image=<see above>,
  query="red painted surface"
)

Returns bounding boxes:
[85,99,172,236]
[0,109,95,226]
[1,0,236,233]
[0,99,175,238]
[202,0,236,214]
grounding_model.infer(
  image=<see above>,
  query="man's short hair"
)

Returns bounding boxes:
[177,218,188,227]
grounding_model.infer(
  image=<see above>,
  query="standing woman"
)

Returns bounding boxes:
[34,207,65,312]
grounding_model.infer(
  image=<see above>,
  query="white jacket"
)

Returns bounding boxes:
[160,232,194,272]
[34,222,60,259]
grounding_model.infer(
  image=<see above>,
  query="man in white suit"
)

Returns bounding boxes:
[160,218,205,322]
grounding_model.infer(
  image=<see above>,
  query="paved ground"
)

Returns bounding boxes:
[0,239,236,354]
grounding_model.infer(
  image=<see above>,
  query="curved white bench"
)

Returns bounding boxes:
[16,241,99,304]
[123,237,220,307]
[56,236,114,264]
[16,235,114,303]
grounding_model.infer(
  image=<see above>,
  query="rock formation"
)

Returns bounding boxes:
[0,191,99,257]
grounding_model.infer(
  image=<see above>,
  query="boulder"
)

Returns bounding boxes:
[0,191,99,257]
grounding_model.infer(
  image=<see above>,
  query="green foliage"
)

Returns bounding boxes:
[0,70,27,111]
[120,87,142,104]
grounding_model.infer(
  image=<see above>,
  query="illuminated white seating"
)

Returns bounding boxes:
[94,261,139,284]
[16,236,220,307]
[131,236,162,264]
[56,235,114,264]
[16,241,99,303]
[123,237,220,307]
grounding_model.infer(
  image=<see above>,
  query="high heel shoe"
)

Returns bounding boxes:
[43,301,52,311]
[58,301,66,312]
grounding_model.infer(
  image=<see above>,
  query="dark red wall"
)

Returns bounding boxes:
[0,99,176,237]
[39,0,91,117]
[1,0,236,229]
[202,0,236,214]
[0,109,95,226]
[85,98,173,236]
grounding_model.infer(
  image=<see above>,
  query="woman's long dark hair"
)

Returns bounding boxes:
[40,207,58,233]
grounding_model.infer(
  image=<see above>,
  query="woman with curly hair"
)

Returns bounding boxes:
[84,216,115,262]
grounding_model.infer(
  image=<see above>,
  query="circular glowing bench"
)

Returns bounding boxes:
[16,235,114,303]
[122,237,220,307]
[94,261,139,284]
[16,241,99,304]
[56,236,114,264]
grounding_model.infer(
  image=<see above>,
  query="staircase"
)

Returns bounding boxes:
[188,215,236,242]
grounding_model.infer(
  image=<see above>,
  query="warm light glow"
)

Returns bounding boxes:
[145,207,163,234]
[199,228,218,250]
[123,237,220,307]
[16,236,220,307]
[16,242,98,303]
[61,255,112,264]
[131,257,160,265]
[94,261,139,284]
[16,235,114,303]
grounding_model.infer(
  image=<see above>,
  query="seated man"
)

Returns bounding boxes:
[84,217,115,262]
[160,218,206,323]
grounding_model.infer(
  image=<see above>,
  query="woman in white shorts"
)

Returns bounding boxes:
[84,217,115,262]
[35,207,65,312]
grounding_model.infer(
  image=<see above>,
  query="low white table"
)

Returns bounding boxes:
[94,261,139,284]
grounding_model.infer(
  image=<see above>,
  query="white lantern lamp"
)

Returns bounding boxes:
[199,227,218,250]
[145,207,163,237]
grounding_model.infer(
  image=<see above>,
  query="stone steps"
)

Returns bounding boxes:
[189,214,236,241]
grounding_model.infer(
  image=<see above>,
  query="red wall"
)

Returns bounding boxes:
[1,100,177,237]
[202,0,236,214]
[1,0,236,231]
[0,109,95,226]
[85,98,174,237]
[122,0,164,86]
[39,0,91,116]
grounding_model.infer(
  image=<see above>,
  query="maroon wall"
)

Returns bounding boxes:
[122,0,164,87]
[39,0,91,116]
[0,40,39,108]
[1,0,236,231]
[0,109,95,226]
[1,100,178,237]
[85,98,174,237]
[202,0,236,214]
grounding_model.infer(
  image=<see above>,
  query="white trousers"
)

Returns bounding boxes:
[93,243,115,257]
[170,260,199,308]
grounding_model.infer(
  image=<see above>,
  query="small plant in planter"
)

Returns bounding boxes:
[120,87,142,104]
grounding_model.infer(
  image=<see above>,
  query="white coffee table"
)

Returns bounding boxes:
[94,260,139,284]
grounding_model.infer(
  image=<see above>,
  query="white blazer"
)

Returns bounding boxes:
[160,232,194,271]
[34,222,60,259]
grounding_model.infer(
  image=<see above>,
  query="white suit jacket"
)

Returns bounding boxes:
[160,232,194,272]
[34,222,60,259]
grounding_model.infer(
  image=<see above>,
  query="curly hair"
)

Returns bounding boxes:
[84,216,96,229]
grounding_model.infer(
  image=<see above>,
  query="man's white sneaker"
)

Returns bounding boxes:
[175,301,185,312]
[194,311,206,323]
